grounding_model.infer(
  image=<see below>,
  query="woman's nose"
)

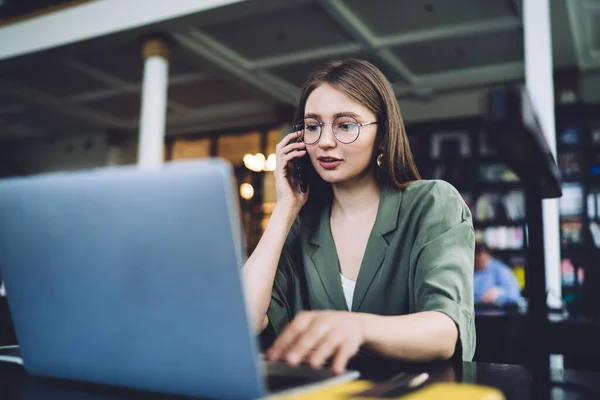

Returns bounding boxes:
[318,124,336,148]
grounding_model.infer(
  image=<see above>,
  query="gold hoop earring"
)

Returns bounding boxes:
[376,153,383,168]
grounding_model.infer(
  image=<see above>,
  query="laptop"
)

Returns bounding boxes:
[0,160,359,399]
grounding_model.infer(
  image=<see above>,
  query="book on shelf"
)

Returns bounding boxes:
[590,222,600,248]
[587,193,596,219]
[474,191,524,222]
[430,131,471,158]
[475,226,524,250]
[476,164,519,183]
[591,128,600,145]
[560,219,584,245]
[561,258,585,287]
[558,126,580,146]
[512,265,526,290]
[559,183,584,217]
[502,191,525,220]
[558,152,582,179]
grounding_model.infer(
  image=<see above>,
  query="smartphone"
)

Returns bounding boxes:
[295,153,311,193]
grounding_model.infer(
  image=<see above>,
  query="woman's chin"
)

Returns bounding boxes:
[318,170,362,185]
[317,170,345,184]
[317,165,375,185]
[320,177,341,184]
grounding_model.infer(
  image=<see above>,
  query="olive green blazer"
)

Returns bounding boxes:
[265,180,476,361]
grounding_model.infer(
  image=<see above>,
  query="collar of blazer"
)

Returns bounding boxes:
[306,187,404,312]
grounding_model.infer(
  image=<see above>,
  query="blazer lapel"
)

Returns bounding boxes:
[352,188,403,312]
[307,205,348,311]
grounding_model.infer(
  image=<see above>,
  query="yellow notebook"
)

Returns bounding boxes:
[272,380,505,400]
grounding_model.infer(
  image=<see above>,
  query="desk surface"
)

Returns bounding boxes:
[2,358,600,399]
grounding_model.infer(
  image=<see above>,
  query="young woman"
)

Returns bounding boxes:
[242,59,475,374]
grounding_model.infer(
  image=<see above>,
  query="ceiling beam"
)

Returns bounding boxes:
[119,100,276,131]
[565,0,587,70]
[156,72,216,115]
[169,72,211,86]
[1,68,211,118]
[168,113,278,137]
[66,88,123,103]
[321,0,417,84]
[64,59,195,114]
[174,29,300,104]
[63,71,210,105]
[64,59,137,90]
[0,0,248,61]
[252,42,363,69]
[164,101,194,115]
[166,101,278,137]
[378,17,521,48]
[393,62,524,96]
[0,78,131,129]
[247,15,522,74]
[166,101,274,127]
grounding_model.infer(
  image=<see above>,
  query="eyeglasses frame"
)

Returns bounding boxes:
[295,116,378,145]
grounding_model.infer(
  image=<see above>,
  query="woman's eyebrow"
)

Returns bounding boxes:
[304,112,321,119]
[333,111,361,119]
[304,111,362,119]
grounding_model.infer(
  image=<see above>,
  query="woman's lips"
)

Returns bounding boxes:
[318,158,342,170]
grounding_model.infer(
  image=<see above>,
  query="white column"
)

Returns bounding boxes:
[523,0,563,368]
[138,38,170,168]
[524,0,562,309]
[106,142,123,167]
[106,146,122,166]
[106,130,125,167]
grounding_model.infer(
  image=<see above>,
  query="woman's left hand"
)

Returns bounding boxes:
[265,311,365,374]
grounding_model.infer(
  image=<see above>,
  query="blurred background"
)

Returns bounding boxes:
[0,0,599,369]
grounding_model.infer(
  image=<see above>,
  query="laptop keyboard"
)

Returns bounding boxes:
[263,360,341,393]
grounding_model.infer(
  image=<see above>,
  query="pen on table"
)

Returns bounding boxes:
[354,372,430,397]
[406,372,429,389]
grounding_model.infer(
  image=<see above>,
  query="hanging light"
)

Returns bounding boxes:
[243,153,266,172]
[243,154,260,172]
[240,183,254,200]
[254,153,265,167]
[264,153,276,172]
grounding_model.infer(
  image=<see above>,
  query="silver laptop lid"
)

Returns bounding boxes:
[0,160,265,399]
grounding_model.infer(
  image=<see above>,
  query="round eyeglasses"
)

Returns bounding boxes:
[294,116,377,145]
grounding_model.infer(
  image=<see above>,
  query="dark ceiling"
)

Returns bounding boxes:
[0,0,595,141]
[0,0,74,21]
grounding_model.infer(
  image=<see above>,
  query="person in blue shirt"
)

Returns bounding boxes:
[474,242,521,306]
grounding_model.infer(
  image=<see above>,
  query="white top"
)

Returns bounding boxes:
[340,273,356,311]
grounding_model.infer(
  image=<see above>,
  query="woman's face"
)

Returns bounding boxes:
[303,83,378,185]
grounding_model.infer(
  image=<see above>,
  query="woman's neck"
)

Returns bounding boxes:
[331,173,380,217]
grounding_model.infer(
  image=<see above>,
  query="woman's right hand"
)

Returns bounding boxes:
[274,131,310,213]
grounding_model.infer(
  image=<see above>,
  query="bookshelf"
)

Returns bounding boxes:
[406,103,600,303]
[406,116,529,294]
[555,102,600,304]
